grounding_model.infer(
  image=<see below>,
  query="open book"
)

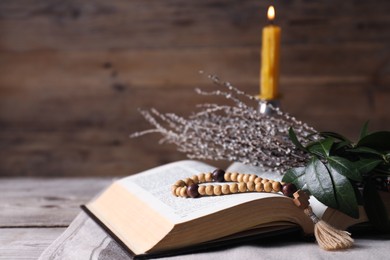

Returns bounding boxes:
[84,160,384,258]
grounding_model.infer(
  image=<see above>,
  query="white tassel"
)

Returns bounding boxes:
[304,207,354,250]
[293,190,354,250]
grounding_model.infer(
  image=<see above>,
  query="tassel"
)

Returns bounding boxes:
[293,190,354,250]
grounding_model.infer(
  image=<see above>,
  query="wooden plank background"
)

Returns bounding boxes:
[0,0,389,177]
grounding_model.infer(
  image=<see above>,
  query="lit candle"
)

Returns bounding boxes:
[260,5,281,100]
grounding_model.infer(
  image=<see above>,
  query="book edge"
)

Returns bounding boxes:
[81,204,303,259]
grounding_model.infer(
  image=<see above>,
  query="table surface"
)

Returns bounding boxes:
[0,178,112,260]
[2,178,390,260]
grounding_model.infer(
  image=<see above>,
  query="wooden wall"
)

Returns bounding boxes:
[0,0,389,177]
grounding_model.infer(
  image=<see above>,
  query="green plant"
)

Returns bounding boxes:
[283,123,390,230]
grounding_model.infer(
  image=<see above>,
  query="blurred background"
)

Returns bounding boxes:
[0,0,389,177]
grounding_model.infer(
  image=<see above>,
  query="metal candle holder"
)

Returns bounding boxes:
[259,99,280,115]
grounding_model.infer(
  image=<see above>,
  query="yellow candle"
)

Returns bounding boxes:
[260,6,281,100]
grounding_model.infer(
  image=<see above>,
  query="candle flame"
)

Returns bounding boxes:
[267,6,275,21]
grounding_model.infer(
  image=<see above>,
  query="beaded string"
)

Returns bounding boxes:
[171,169,297,198]
[171,168,354,251]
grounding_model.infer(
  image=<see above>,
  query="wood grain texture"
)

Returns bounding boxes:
[0,178,110,226]
[0,0,389,176]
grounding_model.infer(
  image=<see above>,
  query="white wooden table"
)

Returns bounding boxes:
[0,178,111,259]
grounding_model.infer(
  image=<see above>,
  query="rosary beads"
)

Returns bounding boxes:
[171,168,297,199]
[171,168,354,251]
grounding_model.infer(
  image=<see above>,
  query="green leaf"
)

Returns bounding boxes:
[327,164,359,218]
[357,131,390,151]
[333,140,352,151]
[305,158,338,209]
[347,146,384,157]
[282,167,306,190]
[327,156,362,181]
[354,159,382,175]
[359,121,370,140]
[320,131,351,143]
[307,138,333,158]
[363,180,390,231]
[288,128,306,151]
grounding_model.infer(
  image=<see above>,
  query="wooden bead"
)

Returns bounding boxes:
[230,172,238,182]
[214,185,222,195]
[247,181,255,191]
[238,182,247,192]
[229,183,238,193]
[254,177,262,184]
[255,182,264,192]
[261,178,269,184]
[243,174,250,183]
[187,184,199,198]
[224,172,231,182]
[249,174,257,182]
[171,185,178,196]
[198,185,206,195]
[222,184,230,195]
[205,185,214,196]
[175,187,182,196]
[179,187,188,197]
[191,175,199,184]
[175,180,186,187]
[237,174,244,182]
[264,182,272,192]
[198,173,206,183]
[272,181,282,192]
[205,173,213,182]
[184,178,194,186]
[212,169,225,182]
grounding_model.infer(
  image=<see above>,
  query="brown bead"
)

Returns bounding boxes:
[222,184,230,195]
[205,185,214,196]
[255,182,264,192]
[254,177,262,184]
[214,185,222,195]
[179,187,188,197]
[249,174,257,182]
[230,172,238,181]
[224,172,231,182]
[243,174,250,183]
[238,182,247,192]
[212,169,226,182]
[198,173,206,183]
[261,178,269,184]
[272,182,282,192]
[171,185,178,196]
[247,181,255,191]
[184,178,194,186]
[264,182,272,192]
[187,184,200,198]
[191,175,199,184]
[205,173,213,182]
[282,183,298,197]
[198,185,206,195]
[175,180,186,187]
[175,187,182,196]
[229,183,238,193]
[237,174,244,182]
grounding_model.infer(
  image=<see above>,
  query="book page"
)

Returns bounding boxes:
[118,160,283,223]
